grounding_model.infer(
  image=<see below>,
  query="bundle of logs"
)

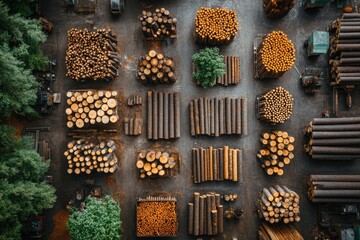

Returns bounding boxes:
[66,90,119,128]
[66,28,119,81]
[64,139,117,174]
[257,131,295,176]
[304,116,360,160]
[147,91,180,140]
[140,8,177,40]
[257,186,301,224]
[137,50,175,84]
[124,112,142,136]
[195,7,238,45]
[263,0,295,18]
[192,146,242,183]
[258,222,304,240]
[188,192,224,236]
[136,150,179,178]
[256,31,295,79]
[128,94,142,106]
[189,97,248,137]
[308,175,360,203]
[257,87,293,124]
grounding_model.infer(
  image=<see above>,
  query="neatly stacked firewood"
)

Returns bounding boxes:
[140,8,177,40]
[259,223,304,240]
[127,94,142,106]
[263,0,295,18]
[124,112,142,136]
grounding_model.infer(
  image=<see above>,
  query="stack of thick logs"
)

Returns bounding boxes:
[124,112,142,136]
[195,7,238,45]
[188,192,224,236]
[308,175,360,203]
[128,94,142,106]
[304,117,360,160]
[147,91,180,140]
[66,90,118,128]
[140,8,177,40]
[257,186,301,224]
[189,97,248,137]
[263,0,295,18]
[259,223,304,240]
[64,139,117,174]
[137,50,175,84]
[256,31,295,79]
[192,146,243,183]
[257,87,293,124]
[66,28,119,81]
[257,131,295,176]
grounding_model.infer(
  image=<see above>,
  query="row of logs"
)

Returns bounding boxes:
[263,0,295,18]
[128,94,142,106]
[140,8,177,40]
[124,113,142,136]
[258,222,304,240]
[189,97,248,137]
[136,150,178,178]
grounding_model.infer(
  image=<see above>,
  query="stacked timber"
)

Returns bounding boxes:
[137,50,175,84]
[257,131,295,176]
[256,31,295,79]
[257,186,301,224]
[263,0,295,18]
[140,8,177,40]
[192,146,243,183]
[308,175,360,203]
[304,117,360,160]
[124,112,142,136]
[65,90,119,128]
[188,192,224,236]
[128,94,142,106]
[64,139,117,174]
[189,97,248,137]
[195,7,238,45]
[147,91,180,140]
[258,222,304,240]
[66,28,119,81]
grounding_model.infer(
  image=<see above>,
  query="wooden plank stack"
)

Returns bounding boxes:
[127,94,142,106]
[66,28,119,81]
[140,8,177,40]
[124,112,142,136]
[192,146,243,183]
[64,139,117,174]
[263,0,295,18]
[189,97,248,137]
[195,7,238,45]
[259,222,304,240]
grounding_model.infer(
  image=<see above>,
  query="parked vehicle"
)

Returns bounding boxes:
[110,0,124,15]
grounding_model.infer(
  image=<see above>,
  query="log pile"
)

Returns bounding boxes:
[188,192,224,236]
[147,91,180,140]
[308,175,360,203]
[137,50,175,84]
[257,131,295,176]
[259,222,304,240]
[140,8,177,40]
[257,186,301,224]
[263,0,295,18]
[189,97,248,137]
[66,90,119,128]
[66,28,119,81]
[256,31,295,79]
[195,7,238,45]
[128,94,142,106]
[124,112,142,136]
[64,139,117,174]
[257,87,293,124]
[192,146,243,183]
[304,117,360,160]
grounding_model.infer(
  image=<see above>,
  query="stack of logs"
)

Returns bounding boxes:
[308,175,360,203]
[195,7,238,45]
[128,94,142,106]
[147,91,180,140]
[140,8,177,40]
[257,87,293,124]
[66,28,119,81]
[188,192,224,236]
[64,139,117,174]
[263,0,295,18]
[257,186,301,224]
[137,50,175,84]
[304,116,360,160]
[256,31,295,79]
[259,223,304,240]
[189,97,248,137]
[136,150,178,178]
[258,131,295,176]
[124,112,142,136]
[192,146,242,183]
[66,90,118,128]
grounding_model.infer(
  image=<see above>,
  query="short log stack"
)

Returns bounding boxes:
[258,223,304,240]
[140,8,177,40]
[308,175,360,203]
[127,94,142,106]
[263,0,295,18]
[304,117,360,160]
[124,112,142,136]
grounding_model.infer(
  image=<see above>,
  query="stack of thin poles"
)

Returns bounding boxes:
[140,8,177,40]
[263,0,295,18]
[258,222,304,240]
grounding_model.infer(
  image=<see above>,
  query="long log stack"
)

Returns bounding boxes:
[188,192,224,236]
[192,146,243,183]
[258,222,304,240]
[66,90,119,128]
[137,50,176,84]
[256,31,295,79]
[308,175,360,203]
[147,91,180,140]
[257,131,295,176]
[195,7,238,45]
[66,28,119,81]
[189,97,248,137]
[140,8,177,40]
[124,112,142,136]
[263,0,295,18]
[64,139,117,174]
[257,186,301,224]
[304,117,360,160]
